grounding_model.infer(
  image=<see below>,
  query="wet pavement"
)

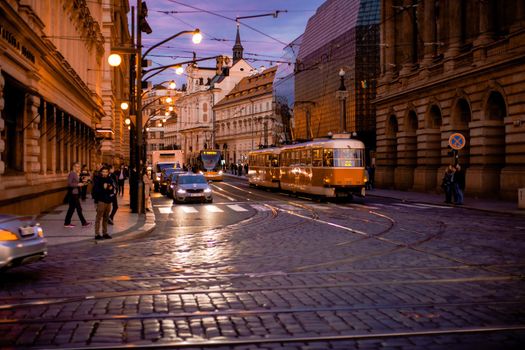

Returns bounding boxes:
[1,177,524,349]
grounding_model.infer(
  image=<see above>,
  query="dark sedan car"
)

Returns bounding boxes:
[166,171,187,198]
[0,214,47,270]
[160,168,186,195]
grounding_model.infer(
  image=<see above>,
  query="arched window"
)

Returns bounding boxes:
[427,105,442,129]
[406,111,418,132]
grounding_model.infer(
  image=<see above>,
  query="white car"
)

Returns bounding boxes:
[173,174,213,204]
[0,214,47,270]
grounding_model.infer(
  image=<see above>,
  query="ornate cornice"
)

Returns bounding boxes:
[64,0,105,56]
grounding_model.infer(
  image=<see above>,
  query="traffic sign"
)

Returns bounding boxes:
[449,133,466,150]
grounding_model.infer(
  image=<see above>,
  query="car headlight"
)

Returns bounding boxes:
[156,176,161,181]
[35,226,44,238]
[177,189,186,194]
[218,170,223,175]
[0,229,19,241]
[199,171,204,175]
[204,188,212,193]
[170,184,174,188]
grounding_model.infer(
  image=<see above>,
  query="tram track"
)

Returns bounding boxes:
[32,325,525,350]
[1,297,524,325]
[220,178,522,279]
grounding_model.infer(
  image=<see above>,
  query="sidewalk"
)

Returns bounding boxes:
[368,188,524,216]
[224,173,523,216]
[37,182,156,246]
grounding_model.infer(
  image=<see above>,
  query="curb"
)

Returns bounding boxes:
[366,192,524,217]
[222,174,523,217]
[49,212,156,247]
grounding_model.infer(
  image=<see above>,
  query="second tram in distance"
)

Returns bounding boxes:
[247,135,367,198]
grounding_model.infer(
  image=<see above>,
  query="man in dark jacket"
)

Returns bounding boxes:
[453,164,465,205]
[108,165,119,225]
[92,167,115,240]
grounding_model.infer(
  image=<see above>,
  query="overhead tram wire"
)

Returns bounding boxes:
[166,0,289,47]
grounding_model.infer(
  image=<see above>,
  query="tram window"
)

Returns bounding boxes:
[271,156,279,167]
[333,148,364,167]
[323,149,333,167]
[312,149,322,167]
[265,155,271,167]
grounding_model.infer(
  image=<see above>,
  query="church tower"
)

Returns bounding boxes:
[232,23,244,64]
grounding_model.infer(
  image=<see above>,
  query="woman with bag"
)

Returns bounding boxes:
[441,165,455,204]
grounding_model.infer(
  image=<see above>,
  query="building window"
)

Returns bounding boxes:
[2,80,25,173]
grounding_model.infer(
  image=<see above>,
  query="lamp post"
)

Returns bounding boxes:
[109,1,201,214]
[336,68,348,134]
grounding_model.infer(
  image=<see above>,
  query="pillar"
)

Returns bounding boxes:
[40,100,47,174]
[421,0,436,67]
[399,0,415,75]
[0,68,5,177]
[413,129,441,191]
[384,0,396,78]
[394,130,417,190]
[25,94,41,175]
[445,0,462,59]
[475,0,493,46]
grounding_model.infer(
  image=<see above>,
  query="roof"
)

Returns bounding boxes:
[214,66,277,108]
[298,0,380,60]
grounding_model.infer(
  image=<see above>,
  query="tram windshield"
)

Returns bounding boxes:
[323,148,364,167]
[200,150,222,171]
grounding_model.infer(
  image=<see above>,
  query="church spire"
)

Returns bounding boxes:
[233,23,244,64]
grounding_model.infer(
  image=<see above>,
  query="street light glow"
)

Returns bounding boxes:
[168,81,176,89]
[174,65,184,75]
[125,118,131,125]
[192,29,203,44]
[120,102,129,110]
[168,106,174,111]
[108,54,122,67]
[165,97,173,103]
[165,111,170,116]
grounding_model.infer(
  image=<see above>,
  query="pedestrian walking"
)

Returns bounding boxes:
[441,165,455,204]
[108,165,119,225]
[92,166,114,240]
[116,165,128,196]
[64,162,91,228]
[143,168,153,211]
[453,164,465,205]
[365,166,371,190]
[79,165,91,201]
[244,163,248,176]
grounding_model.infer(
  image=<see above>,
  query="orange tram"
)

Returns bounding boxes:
[248,135,367,199]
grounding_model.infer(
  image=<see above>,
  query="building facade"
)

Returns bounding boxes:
[294,0,380,155]
[176,33,253,166]
[0,0,130,214]
[214,67,281,165]
[375,0,525,199]
[142,85,180,165]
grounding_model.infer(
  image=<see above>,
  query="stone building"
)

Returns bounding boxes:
[375,0,525,199]
[214,67,280,165]
[176,28,253,165]
[0,0,130,214]
[142,85,180,165]
[294,0,380,154]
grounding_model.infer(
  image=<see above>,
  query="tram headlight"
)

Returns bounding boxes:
[218,170,223,175]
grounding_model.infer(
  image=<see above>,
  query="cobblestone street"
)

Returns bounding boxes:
[1,178,524,349]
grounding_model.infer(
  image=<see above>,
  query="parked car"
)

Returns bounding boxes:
[166,171,187,198]
[160,168,186,195]
[172,174,213,204]
[0,214,47,270]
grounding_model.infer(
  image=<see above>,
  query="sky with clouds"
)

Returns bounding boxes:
[139,0,325,86]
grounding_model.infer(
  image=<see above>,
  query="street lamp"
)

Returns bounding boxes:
[108,53,122,67]
[336,68,349,133]
[120,102,129,110]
